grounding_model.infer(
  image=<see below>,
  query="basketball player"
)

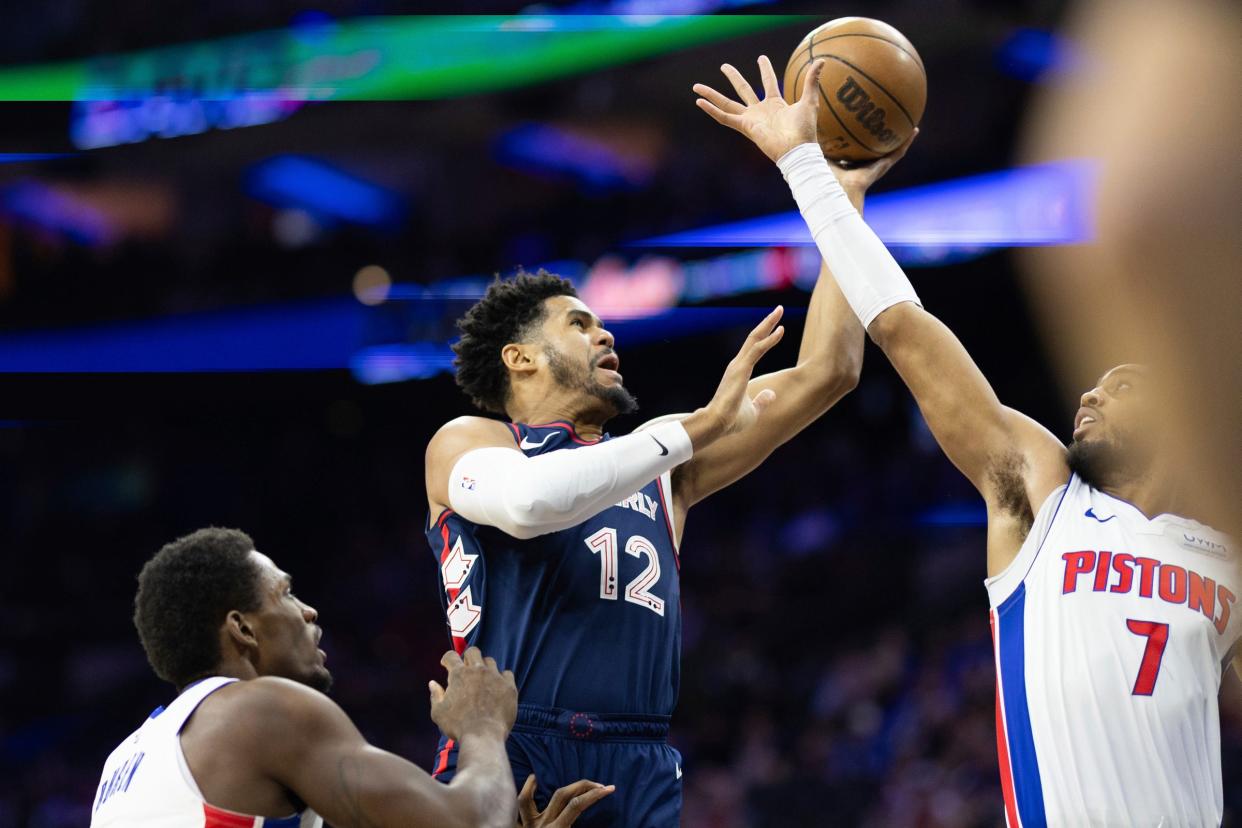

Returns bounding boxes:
[422,64,913,824]
[91,527,609,828]
[695,56,1242,826]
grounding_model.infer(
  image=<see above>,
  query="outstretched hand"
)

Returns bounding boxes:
[694,57,918,202]
[680,305,785,451]
[693,55,825,163]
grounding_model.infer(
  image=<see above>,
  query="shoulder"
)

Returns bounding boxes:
[428,416,516,456]
[202,677,340,740]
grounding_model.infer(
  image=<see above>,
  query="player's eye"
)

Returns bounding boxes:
[571,319,585,329]
[1114,381,1132,394]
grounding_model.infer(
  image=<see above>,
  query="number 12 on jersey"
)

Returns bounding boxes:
[1126,619,1169,696]
[585,527,665,617]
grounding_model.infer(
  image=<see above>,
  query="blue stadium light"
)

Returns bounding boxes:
[0,181,115,245]
[245,155,407,228]
[917,502,988,527]
[494,123,655,192]
[350,343,457,384]
[0,299,365,371]
[995,28,1082,83]
[631,160,1097,250]
[0,153,77,163]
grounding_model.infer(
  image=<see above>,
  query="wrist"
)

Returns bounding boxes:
[681,408,724,450]
[457,716,510,743]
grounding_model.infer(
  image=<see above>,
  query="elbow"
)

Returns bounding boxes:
[831,343,863,396]
[866,302,917,350]
[815,341,864,400]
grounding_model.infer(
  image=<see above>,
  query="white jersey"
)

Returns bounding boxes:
[986,473,1241,828]
[90,676,322,828]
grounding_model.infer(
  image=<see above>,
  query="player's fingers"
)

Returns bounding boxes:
[691,83,744,115]
[799,59,826,109]
[555,784,616,823]
[428,680,445,705]
[440,649,464,672]
[462,646,484,667]
[874,128,919,172]
[484,655,498,673]
[503,669,517,687]
[720,63,759,105]
[752,326,786,361]
[518,775,540,823]
[757,54,780,99]
[695,99,746,132]
[545,780,606,817]
[741,306,784,353]
[747,305,784,340]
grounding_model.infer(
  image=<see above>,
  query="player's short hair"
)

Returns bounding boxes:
[133,527,263,688]
[452,269,578,414]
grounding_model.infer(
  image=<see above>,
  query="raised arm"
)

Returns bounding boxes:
[694,56,1068,573]
[235,648,518,828]
[668,65,918,511]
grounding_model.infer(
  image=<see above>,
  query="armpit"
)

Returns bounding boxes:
[989,450,1035,539]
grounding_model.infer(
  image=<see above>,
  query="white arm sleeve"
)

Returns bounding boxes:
[776,143,921,328]
[447,420,693,540]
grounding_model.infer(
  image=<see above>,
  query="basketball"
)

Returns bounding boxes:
[783,17,927,162]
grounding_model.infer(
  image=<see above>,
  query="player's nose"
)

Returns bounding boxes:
[1080,387,1102,408]
[597,327,615,350]
[301,601,319,624]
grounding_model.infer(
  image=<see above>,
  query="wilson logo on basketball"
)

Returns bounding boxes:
[835,76,896,144]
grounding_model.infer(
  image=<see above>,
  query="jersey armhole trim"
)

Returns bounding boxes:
[656,472,678,556]
[172,678,238,801]
[985,473,1075,607]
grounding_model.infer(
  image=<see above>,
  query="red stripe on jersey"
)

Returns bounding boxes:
[203,803,257,828]
[654,475,679,571]
[507,422,522,445]
[432,738,456,777]
[435,508,455,529]
[439,523,469,656]
[990,611,1022,828]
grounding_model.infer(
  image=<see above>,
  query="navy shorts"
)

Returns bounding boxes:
[432,703,683,828]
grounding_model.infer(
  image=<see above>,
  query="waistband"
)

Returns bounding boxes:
[513,703,670,743]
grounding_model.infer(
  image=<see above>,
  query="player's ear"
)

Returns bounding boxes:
[502,342,538,377]
[224,609,259,652]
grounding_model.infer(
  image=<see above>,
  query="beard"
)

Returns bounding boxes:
[305,665,334,694]
[1066,438,1118,489]
[1066,432,1152,490]
[545,344,638,417]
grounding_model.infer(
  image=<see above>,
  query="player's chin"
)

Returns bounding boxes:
[306,665,334,694]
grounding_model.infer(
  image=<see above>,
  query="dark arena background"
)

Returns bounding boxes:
[1,2,1239,826]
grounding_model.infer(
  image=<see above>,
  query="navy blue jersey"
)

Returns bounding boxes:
[425,421,682,716]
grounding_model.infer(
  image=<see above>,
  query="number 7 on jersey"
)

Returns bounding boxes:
[1126,619,1169,696]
